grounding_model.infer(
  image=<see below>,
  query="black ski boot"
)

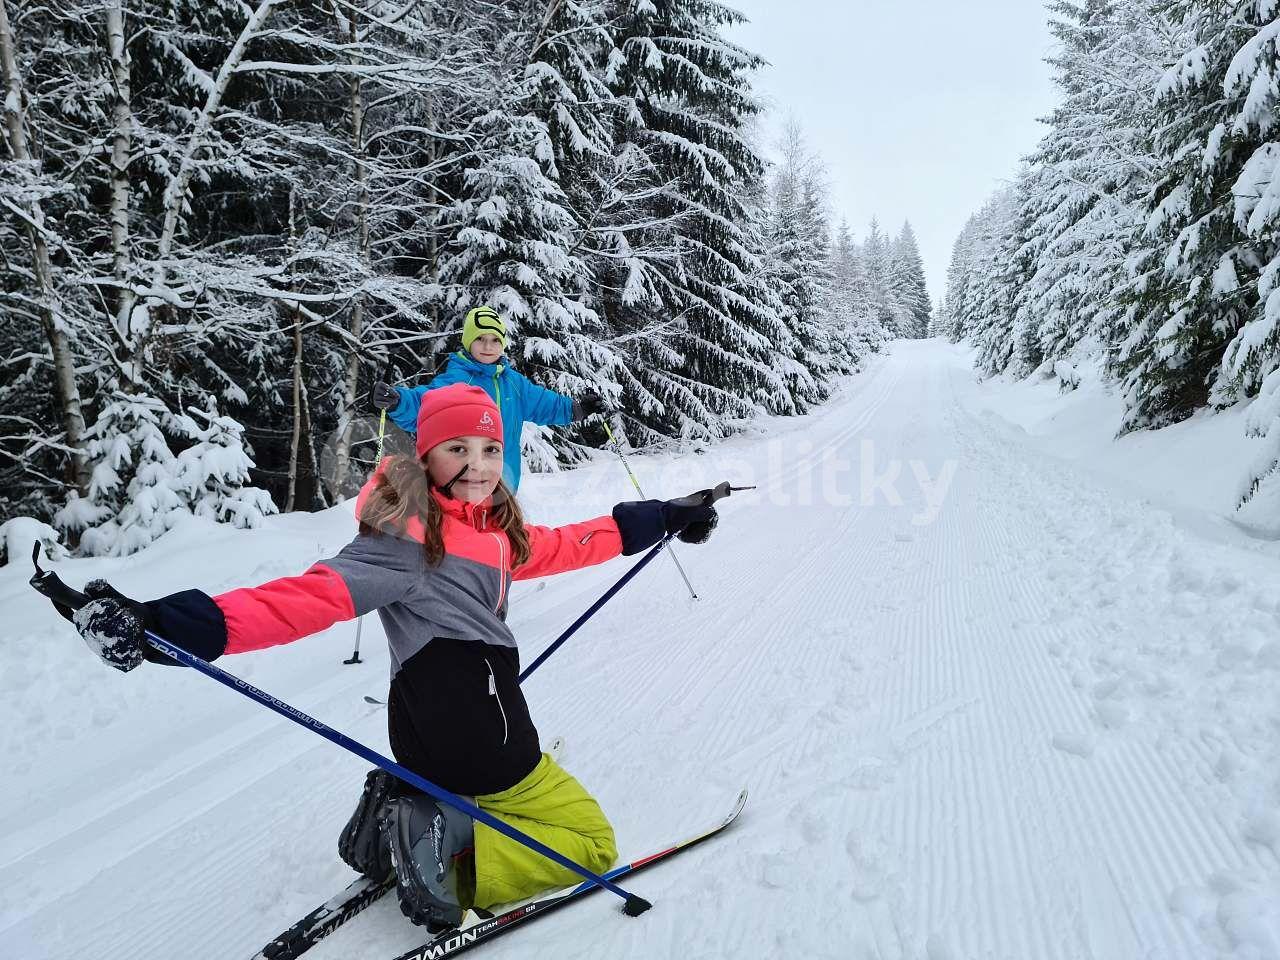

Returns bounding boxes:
[380,792,475,933]
[338,768,397,880]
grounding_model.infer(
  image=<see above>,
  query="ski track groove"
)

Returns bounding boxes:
[938,355,1258,960]
[944,362,1176,960]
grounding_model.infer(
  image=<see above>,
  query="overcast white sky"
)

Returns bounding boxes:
[724,1,1058,300]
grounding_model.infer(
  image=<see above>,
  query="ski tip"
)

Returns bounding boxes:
[725,788,748,824]
[622,895,652,917]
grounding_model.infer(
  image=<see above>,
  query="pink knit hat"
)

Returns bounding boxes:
[415,384,503,458]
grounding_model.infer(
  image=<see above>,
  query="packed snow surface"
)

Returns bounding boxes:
[4,340,1280,959]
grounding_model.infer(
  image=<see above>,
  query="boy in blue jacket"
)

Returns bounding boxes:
[372,306,604,490]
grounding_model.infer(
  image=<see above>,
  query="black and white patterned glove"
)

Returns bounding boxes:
[72,580,151,673]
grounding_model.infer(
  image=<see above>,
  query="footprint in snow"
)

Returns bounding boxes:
[844,832,889,903]
[1051,732,1096,759]
[1094,700,1129,730]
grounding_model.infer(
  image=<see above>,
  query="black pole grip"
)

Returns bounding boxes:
[28,543,90,622]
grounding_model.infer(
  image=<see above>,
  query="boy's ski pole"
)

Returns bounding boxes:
[345,404,387,666]
[520,481,749,684]
[602,420,698,600]
[28,547,652,918]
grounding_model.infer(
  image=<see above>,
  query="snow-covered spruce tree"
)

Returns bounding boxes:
[171,399,278,528]
[1006,170,1051,378]
[828,219,886,359]
[888,221,932,339]
[943,213,988,341]
[760,121,842,401]
[1018,0,1173,373]
[57,392,279,556]
[1213,1,1280,506]
[794,176,852,386]
[433,1,623,473]
[949,181,1037,376]
[1115,0,1278,433]
[930,295,946,338]
[862,217,913,339]
[56,393,184,556]
[599,0,798,444]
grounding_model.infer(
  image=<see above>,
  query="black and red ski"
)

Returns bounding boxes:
[390,788,748,960]
[252,874,395,960]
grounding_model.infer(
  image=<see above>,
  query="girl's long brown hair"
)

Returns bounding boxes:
[358,455,531,567]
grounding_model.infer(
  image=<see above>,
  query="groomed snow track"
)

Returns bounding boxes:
[5,340,1279,959]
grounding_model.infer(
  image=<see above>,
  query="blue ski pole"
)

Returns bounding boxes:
[519,534,673,683]
[519,481,751,684]
[28,548,651,918]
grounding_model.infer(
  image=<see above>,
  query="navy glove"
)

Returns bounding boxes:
[612,489,720,555]
[371,381,399,412]
[661,491,719,545]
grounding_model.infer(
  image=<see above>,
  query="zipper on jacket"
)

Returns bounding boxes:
[485,657,509,746]
[489,532,508,612]
[459,349,501,410]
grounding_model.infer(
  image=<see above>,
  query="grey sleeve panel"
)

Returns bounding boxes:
[320,533,424,617]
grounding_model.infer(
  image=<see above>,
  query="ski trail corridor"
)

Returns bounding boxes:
[5,340,1280,960]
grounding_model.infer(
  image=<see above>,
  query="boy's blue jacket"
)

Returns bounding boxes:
[388,351,574,490]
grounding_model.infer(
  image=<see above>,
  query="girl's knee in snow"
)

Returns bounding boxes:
[585,824,618,872]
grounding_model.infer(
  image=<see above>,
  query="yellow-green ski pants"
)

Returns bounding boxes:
[472,752,617,908]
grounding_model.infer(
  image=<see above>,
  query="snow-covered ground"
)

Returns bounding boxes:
[4,339,1280,960]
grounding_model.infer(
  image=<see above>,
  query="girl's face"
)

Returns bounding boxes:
[425,435,503,502]
[469,333,504,365]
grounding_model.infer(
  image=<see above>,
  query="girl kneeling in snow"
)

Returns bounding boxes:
[70,383,717,931]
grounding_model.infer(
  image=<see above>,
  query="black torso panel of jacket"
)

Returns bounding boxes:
[387,636,540,796]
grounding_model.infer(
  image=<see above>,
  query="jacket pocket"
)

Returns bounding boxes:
[485,656,509,746]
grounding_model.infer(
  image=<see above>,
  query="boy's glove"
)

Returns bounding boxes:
[572,393,608,421]
[371,382,399,412]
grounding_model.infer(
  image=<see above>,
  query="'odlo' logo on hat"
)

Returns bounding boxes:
[479,410,495,430]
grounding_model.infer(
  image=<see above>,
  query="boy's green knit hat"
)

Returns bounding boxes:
[462,306,507,350]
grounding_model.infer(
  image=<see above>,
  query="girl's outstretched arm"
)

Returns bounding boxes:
[514,516,624,581]
[215,533,419,653]
[512,495,713,580]
[71,533,421,670]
